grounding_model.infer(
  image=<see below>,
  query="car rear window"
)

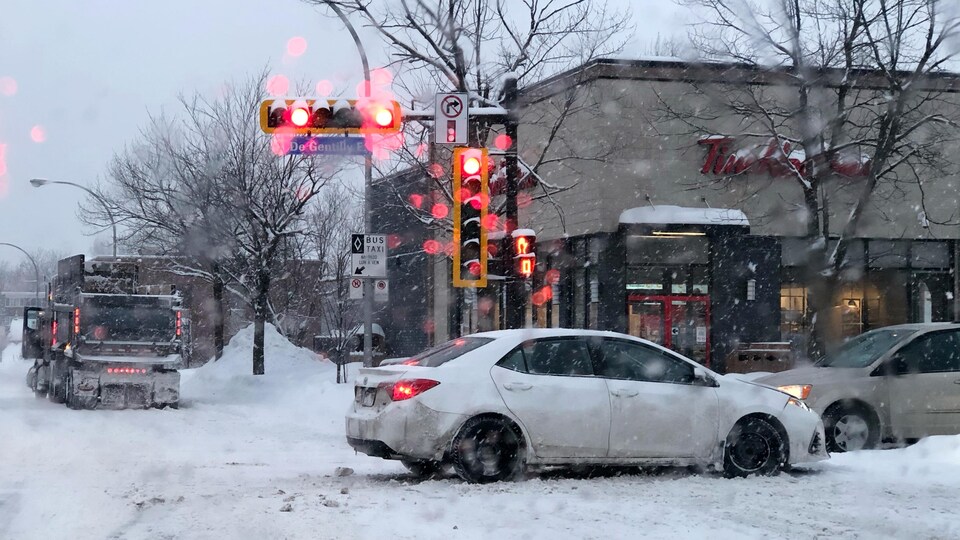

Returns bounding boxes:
[407,337,493,367]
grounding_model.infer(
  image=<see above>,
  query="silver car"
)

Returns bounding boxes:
[758,323,960,452]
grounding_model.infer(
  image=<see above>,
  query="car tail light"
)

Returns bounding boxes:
[391,379,439,401]
[401,359,420,366]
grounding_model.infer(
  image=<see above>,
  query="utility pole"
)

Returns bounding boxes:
[324,1,375,367]
[502,75,525,329]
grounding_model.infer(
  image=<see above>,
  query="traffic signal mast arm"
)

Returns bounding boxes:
[401,106,509,123]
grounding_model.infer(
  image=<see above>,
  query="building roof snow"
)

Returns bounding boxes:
[618,205,749,226]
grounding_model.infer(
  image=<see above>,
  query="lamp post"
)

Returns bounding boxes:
[0,242,41,304]
[30,178,117,258]
[323,1,375,368]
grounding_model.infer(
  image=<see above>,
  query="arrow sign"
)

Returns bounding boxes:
[435,92,468,145]
[354,266,366,275]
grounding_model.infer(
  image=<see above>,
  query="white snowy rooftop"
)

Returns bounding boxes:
[619,205,750,226]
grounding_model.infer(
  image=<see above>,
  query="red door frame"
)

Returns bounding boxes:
[627,294,711,368]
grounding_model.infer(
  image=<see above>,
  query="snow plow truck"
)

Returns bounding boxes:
[22,255,189,409]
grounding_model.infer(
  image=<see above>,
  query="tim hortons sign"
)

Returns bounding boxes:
[698,136,871,178]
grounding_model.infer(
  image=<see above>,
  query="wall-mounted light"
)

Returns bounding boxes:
[746,279,756,301]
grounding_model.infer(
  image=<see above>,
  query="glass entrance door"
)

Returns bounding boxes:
[628,295,711,367]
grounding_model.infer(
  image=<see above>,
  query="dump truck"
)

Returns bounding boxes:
[22,255,189,409]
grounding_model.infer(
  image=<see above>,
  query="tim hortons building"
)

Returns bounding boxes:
[370,58,960,371]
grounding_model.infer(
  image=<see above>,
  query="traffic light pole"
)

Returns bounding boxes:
[325,1,374,367]
[502,76,525,329]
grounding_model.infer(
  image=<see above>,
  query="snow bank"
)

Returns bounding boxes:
[181,323,346,407]
[827,435,960,483]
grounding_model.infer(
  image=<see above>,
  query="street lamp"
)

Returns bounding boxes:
[30,178,118,258]
[0,242,41,304]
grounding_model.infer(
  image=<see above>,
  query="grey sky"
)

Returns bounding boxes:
[0,0,686,268]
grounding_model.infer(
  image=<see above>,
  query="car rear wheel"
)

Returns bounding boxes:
[451,416,525,484]
[723,417,787,478]
[824,403,878,453]
[401,459,444,478]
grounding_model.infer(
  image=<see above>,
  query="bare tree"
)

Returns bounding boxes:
[309,0,633,235]
[662,0,960,356]
[99,73,339,374]
[309,184,363,382]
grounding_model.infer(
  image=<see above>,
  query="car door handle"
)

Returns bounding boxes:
[504,382,533,391]
[611,389,639,397]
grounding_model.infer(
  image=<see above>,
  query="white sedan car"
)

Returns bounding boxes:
[346,329,827,483]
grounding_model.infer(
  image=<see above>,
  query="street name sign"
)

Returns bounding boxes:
[351,234,387,277]
[287,136,369,156]
[435,92,468,145]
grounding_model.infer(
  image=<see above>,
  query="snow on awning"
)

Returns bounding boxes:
[618,205,749,226]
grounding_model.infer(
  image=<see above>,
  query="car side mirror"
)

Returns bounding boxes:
[693,367,719,387]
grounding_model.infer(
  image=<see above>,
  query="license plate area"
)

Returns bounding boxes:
[356,387,377,407]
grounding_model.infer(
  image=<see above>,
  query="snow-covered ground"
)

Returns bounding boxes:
[2,326,960,540]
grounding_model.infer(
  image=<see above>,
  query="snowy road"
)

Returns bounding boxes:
[2,328,960,540]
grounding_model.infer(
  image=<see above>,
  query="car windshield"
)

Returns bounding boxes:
[815,329,913,368]
[405,337,493,367]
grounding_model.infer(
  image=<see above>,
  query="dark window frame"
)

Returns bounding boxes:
[593,337,697,385]
[495,336,597,378]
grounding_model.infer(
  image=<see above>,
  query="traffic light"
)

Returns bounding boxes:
[259,98,402,134]
[513,230,536,279]
[452,147,489,288]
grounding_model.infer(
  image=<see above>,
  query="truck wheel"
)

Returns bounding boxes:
[64,373,79,410]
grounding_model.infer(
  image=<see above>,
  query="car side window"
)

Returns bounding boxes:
[497,347,527,373]
[896,330,960,374]
[523,338,594,376]
[597,339,695,384]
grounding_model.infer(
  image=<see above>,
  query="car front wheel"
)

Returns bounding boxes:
[723,417,787,478]
[451,416,525,484]
[824,403,878,453]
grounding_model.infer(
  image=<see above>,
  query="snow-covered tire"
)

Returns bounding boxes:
[64,372,79,410]
[723,417,787,478]
[823,402,878,453]
[48,371,66,404]
[401,459,444,478]
[450,415,525,484]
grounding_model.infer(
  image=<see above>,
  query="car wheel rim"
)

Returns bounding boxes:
[833,414,869,451]
[731,432,771,472]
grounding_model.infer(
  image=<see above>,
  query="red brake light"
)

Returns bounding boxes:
[401,359,420,366]
[176,310,182,337]
[51,320,58,347]
[391,379,440,401]
[74,307,80,336]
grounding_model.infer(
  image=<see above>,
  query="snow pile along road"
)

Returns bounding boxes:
[2,325,960,539]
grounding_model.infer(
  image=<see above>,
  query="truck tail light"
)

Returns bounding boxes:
[106,367,148,374]
[51,320,58,347]
[176,310,182,337]
[390,379,440,401]
[74,307,80,336]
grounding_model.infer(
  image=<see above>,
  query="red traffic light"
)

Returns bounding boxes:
[289,107,310,127]
[462,156,482,176]
[373,107,394,128]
